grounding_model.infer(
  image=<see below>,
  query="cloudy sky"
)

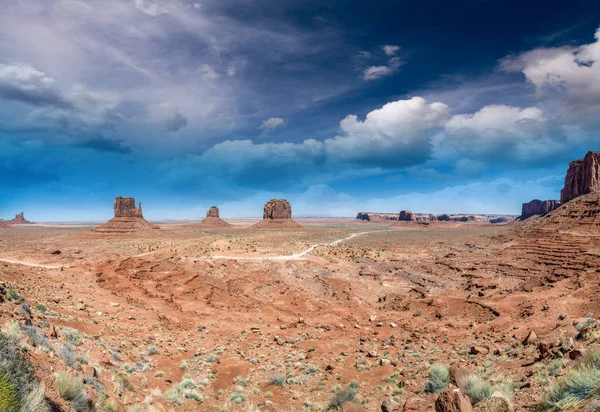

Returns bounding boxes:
[1,0,599,221]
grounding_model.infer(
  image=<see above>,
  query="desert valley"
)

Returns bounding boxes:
[0,152,598,412]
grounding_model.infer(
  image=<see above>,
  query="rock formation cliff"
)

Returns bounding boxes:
[197,206,232,228]
[356,212,398,221]
[398,210,414,221]
[114,197,143,218]
[95,196,159,233]
[561,151,600,203]
[521,199,561,219]
[9,212,33,224]
[254,199,302,229]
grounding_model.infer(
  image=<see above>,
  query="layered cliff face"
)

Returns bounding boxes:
[398,210,414,221]
[521,199,562,220]
[254,199,302,229]
[95,196,158,232]
[114,197,143,218]
[561,151,600,203]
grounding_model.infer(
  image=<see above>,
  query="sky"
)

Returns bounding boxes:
[1,0,599,221]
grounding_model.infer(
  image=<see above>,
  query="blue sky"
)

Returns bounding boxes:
[1,0,599,221]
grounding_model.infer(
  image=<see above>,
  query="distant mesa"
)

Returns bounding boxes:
[9,212,33,224]
[197,206,232,228]
[94,196,159,233]
[521,199,561,220]
[356,212,398,221]
[253,199,302,229]
[398,210,414,221]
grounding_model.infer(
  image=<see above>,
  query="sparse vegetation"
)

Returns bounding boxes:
[423,364,450,393]
[55,370,92,412]
[327,381,360,410]
[540,348,600,410]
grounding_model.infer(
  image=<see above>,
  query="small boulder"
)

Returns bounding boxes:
[435,384,473,412]
[340,402,368,412]
[473,391,513,412]
[449,365,470,390]
[522,331,537,346]
[381,398,404,412]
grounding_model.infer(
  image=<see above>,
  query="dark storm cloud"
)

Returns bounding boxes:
[76,137,131,154]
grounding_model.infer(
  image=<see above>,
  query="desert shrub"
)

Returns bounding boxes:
[35,303,48,314]
[21,381,49,412]
[6,289,21,301]
[230,388,246,404]
[327,381,360,410]
[146,346,159,356]
[0,332,49,410]
[423,364,450,393]
[21,325,52,351]
[0,369,20,411]
[62,327,82,346]
[57,342,79,369]
[55,370,92,412]
[268,375,285,386]
[540,350,600,410]
[463,375,492,405]
[183,389,203,403]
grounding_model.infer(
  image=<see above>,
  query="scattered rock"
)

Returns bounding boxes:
[473,391,513,412]
[522,331,537,346]
[435,384,473,412]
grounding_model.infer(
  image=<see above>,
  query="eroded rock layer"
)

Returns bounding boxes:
[356,212,398,221]
[114,197,143,218]
[398,210,414,221]
[198,207,232,228]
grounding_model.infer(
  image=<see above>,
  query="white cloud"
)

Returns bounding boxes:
[133,0,173,16]
[259,117,285,133]
[382,45,400,56]
[442,104,563,162]
[363,57,403,80]
[501,26,600,120]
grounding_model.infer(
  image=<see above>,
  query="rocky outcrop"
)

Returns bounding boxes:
[0,220,9,228]
[490,216,512,224]
[9,212,33,224]
[197,206,232,228]
[398,210,414,221]
[520,199,561,220]
[114,197,143,218]
[561,151,600,203]
[357,212,398,221]
[531,191,600,233]
[254,199,302,229]
[438,214,450,221]
[95,196,159,233]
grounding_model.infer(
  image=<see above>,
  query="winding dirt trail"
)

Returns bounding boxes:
[0,258,65,269]
[211,230,395,261]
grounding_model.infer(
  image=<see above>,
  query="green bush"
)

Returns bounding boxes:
[423,364,450,393]
[0,332,49,410]
[0,369,20,412]
[327,381,360,410]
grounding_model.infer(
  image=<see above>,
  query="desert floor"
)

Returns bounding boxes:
[1,219,599,411]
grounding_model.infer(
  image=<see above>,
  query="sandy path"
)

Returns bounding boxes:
[0,258,65,269]
[212,230,394,261]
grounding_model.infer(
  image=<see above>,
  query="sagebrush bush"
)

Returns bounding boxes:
[327,381,360,410]
[540,349,600,410]
[0,332,49,410]
[463,375,492,405]
[0,369,20,412]
[55,370,92,412]
[423,364,450,393]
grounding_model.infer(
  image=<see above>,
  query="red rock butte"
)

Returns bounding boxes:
[9,212,33,224]
[253,199,303,229]
[94,196,159,233]
[196,206,232,228]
